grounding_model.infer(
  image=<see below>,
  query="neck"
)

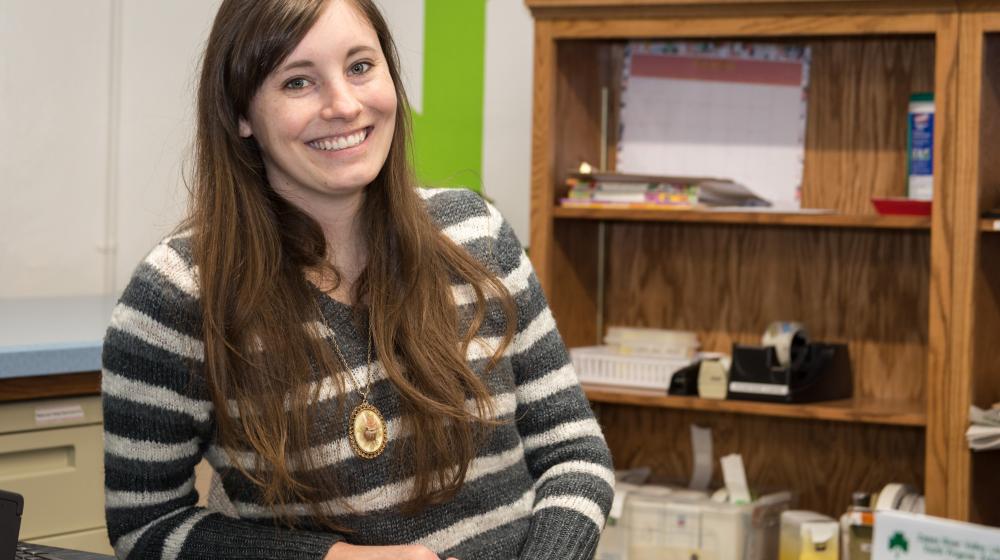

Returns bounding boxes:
[277,186,369,302]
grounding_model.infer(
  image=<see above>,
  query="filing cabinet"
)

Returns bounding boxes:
[0,395,112,554]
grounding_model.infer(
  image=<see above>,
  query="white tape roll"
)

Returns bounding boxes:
[761,321,809,368]
[874,483,918,511]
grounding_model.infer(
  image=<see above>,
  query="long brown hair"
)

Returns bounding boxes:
[186,0,516,528]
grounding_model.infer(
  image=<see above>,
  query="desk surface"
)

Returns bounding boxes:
[0,296,116,380]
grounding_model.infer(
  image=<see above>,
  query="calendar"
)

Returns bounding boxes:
[617,42,811,209]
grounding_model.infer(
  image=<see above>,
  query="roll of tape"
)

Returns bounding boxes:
[874,483,918,511]
[761,321,809,368]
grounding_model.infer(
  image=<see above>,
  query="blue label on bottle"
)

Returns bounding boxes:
[909,112,934,176]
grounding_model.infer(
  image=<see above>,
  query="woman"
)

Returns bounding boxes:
[101,0,614,558]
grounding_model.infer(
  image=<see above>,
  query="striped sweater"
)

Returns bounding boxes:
[101,188,615,559]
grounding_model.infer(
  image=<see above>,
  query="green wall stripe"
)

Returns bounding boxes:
[410,0,486,193]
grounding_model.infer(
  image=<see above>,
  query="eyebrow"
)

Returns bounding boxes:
[276,45,378,74]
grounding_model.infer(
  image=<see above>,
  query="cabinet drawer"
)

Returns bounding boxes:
[0,396,102,435]
[0,423,105,539]
[27,526,114,555]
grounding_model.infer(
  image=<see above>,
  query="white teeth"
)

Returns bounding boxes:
[310,130,367,151]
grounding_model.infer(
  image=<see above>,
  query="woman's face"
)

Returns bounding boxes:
[239,0,397,205]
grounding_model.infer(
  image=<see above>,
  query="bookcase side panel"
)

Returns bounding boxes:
[966,19,1000,532]
[554,41,617,195]
[549,221,601,347]
[971,451,1000,526]
[977,34,1000,212]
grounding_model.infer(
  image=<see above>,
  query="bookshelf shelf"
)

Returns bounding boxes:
[979,218,1000,232]
[582,383,927,427]
[554,207,932,229]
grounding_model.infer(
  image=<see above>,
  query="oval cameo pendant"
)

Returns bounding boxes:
[349,402,387,459]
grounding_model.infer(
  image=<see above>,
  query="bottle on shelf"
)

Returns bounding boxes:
[839,492,874,560]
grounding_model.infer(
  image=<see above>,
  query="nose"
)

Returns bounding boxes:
[319,79,362,121]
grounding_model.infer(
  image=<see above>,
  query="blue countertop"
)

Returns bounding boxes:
[0,295,117,380]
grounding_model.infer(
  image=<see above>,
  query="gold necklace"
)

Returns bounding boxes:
[325,314,387,460]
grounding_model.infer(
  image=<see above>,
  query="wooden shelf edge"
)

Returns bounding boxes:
[554,207,932,229]
[583,383,927,427]
[0,371,102,403]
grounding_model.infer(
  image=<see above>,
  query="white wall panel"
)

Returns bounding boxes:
[113,0,220,293]
[0,0,112,297]
[375,0,425,115]
[482,0,534,245]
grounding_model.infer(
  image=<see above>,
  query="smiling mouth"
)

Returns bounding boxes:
[307,127,371,152]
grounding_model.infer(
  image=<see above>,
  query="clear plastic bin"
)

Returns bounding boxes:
[596,485,791,560]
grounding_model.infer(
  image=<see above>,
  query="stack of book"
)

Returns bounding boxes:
[561,172,771,209]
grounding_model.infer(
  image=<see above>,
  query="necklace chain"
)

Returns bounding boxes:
[320,307,374,401]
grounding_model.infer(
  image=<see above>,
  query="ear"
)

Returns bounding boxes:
[238,117,253,138]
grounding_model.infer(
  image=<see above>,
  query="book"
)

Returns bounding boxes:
[564,171,770,208]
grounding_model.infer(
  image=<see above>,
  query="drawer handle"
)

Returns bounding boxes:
[0,445,75,480]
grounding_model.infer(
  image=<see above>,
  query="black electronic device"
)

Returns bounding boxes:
[667,361,701,396]
[1,489,22,560]
[727,342,852,403]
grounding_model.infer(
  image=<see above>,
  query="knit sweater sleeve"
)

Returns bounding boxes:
[478,201,616,559]
[101,238,342,560]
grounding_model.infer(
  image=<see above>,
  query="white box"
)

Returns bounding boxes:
[873,510,1000,560]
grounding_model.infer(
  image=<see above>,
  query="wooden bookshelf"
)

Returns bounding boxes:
[554,207,932,229]
[526,0,999,521]
[953,13,1000,527]
[583,384,927,426]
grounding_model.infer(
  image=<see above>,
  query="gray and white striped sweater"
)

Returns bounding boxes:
[101,188,614,559]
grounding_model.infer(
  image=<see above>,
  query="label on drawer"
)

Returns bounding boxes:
[35,404,85,425]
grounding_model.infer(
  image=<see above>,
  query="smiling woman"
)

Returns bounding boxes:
[100,1,614,559]
[237,0,398,201]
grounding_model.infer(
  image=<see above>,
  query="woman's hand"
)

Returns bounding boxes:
[324,541,458,560]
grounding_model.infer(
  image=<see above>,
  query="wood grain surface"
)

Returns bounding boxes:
[527,0,995,526]
[924,9,962,520]
[530,20,558,290]
[525,0,955,8]
[801,38,936,213]
[0,372,101,403]
[979,34,1000,213]
[549,220,601,346]
[554,208,932,229]
[553,41,612,192]
[971,451,1000,526]
[974,236,1000,412]
[598,223,929,404]
[962,15,1000,530]
[546,13,941,38]
[591,402,926,517]
[584,384,927,425]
